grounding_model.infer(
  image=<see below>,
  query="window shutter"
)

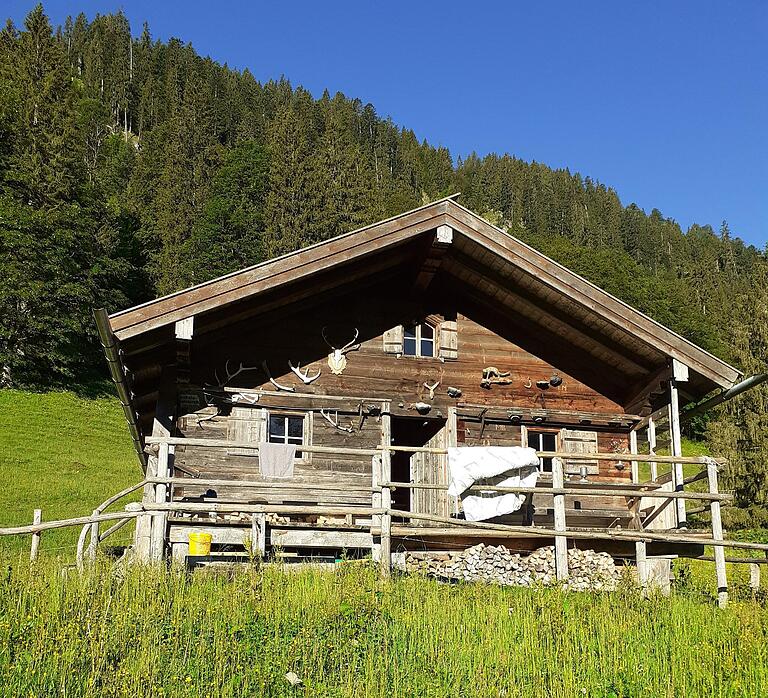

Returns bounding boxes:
[227,406,267,456]
[383,325,404,354]
[559,428,599,475]
[439,320,458,360]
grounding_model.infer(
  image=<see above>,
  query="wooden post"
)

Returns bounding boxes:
[88,509,99,563]
[629,429,639,484]
[647,416,658,482]
[447,406,460,515]
[250,513,266,557]
[371,455,382,563]
[635,541,648,589]
[707,460,728,608]
[552,457,569,581]
[750,563,760,593]
[29,509,42,562]
[379,405,392,577]
[150,442,169,562]
[668,380,687,527]
[137,368,176,562]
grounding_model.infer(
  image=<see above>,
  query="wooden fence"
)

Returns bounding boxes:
[3,437,766,609]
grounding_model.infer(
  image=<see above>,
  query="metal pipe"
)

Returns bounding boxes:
[94,308,147,468]
[682,373,768,422]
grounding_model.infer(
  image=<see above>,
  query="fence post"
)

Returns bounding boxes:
[150,442,169,562]
[250,513,266,558]
[552,457,569,581]
[29,509,42,562]
[707,460,728,608]
[629,429,639,484]
[635,540,648,589]
[379,406,392,578]
[669,380,687,527]
[88,509,99,563]
[647,416,658,482]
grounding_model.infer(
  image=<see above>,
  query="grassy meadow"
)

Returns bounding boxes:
[1,560,767,697]
[0,389,137,557]
[0,389,767,696]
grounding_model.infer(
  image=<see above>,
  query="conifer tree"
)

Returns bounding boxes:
[262,106,318,257]
[313,98,375,242]
[707,260,768,511]
[180,141,269,283]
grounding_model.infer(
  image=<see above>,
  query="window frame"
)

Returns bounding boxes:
[266,410,312,463]
[522,426,559,474]
[402,321,438,358]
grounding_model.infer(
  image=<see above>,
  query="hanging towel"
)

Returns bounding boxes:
[447,446,539,521]
[259,442,296,478]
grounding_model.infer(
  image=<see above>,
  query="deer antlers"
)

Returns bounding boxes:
[322,326,360,352]
[288,360,321,384]
[214,360,261,388]
[322,327,360,375]
[261,360,295,392]
[320,408,354,433]
[423,381,440,400]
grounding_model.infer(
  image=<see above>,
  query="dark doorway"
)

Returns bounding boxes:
[390,416,446,512]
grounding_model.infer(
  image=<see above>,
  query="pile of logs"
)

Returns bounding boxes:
[405,544,621,591]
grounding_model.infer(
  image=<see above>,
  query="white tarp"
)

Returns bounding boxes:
[447,446,539,521]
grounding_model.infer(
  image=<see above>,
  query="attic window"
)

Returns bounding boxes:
[403,322,435,357]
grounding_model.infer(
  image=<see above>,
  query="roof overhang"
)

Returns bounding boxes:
[103,196,741,420]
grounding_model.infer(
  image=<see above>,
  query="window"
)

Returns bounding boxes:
[268,414,304,446]
[527,430,557,473]
[403,322,435,357]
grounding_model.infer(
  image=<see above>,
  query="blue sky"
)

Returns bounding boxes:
[7,1,768,247]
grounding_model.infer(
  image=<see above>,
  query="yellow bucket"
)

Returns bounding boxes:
[189,532,212,556]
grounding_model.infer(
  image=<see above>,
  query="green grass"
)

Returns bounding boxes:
[636,436,710,483]
[0,389,137,557]
[1,390,767,696]
[0,559,766,697]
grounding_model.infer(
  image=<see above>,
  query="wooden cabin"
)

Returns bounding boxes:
[95,196,741,571]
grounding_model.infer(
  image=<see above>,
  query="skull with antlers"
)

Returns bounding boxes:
[322,327,360,375]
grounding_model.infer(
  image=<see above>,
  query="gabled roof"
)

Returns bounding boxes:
[106,196,740,409]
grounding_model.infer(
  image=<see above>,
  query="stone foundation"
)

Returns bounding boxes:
[405,544,623,591]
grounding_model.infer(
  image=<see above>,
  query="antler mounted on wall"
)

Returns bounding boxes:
[214,360,261,388]
[320,408,354,433]
[288,360,321,384]
[322,327,360,375]
[261,360,295,392]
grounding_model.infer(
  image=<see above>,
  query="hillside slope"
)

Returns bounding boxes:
[0,390,136,556]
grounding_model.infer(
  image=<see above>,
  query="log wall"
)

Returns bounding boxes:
[173,284,635,510]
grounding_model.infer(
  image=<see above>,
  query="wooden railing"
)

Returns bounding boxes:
[2,435,763,609]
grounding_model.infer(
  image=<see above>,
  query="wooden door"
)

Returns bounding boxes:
[410,420,451,522]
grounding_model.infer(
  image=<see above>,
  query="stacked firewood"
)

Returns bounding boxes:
[405,544,621,591]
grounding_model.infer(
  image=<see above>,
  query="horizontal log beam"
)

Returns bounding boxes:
[386,510,768,552]
[381,481,732,501]
[380,445,724,465]
[0,510,143,536]
[151,476,376,493]
[144,435,725,466]
[145,436,379,456]
[148,502,383,517]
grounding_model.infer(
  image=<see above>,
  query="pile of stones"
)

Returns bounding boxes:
[404,543,622,591]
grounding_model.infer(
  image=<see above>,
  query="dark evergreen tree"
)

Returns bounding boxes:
[262,105,318,257]
[180,141,269,283]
